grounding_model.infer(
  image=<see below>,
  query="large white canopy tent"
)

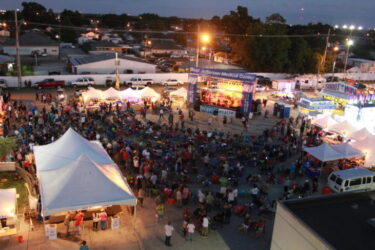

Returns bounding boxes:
[82,87,103,102]
[140,87,160,99]
[103,87,122,100]
[170,88,188,99]
[121,88,140,100]
[350,136,375,168]
[38,154,136,216]
[303,143,345,162]
[312,115,338,129]
[348,127,374,141]
[328,120,359,136]
[330,142,365,159]
[34,128,136,216]
[0,188,16,219]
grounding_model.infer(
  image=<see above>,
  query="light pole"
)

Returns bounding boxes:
[344,39,354,73]
[195,24,210,68]
[15,10,22,88]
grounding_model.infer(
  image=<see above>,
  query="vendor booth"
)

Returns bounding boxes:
[188,67,256,117]
[349,127,374,141]
[350,135,375,168]
[297,98,336,116]
[34,128,136,236]
[0,188,17,237]
[170,88,188,99]
[312,115,338,129]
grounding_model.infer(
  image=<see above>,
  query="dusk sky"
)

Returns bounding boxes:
[2,0,375,28]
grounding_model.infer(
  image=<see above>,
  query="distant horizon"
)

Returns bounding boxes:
[2,0,375,28]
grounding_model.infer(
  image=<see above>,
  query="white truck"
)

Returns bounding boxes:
[124,78,154,87]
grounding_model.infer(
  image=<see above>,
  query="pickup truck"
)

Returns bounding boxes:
[124,78,154,87]
[35,78,65,88]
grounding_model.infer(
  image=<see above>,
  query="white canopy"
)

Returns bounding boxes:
[170,88,188,99]
[328,120,358,136]
[0,188,16,218]
[312,115,338,129]
[350,136,375,167]
[140,87,160,99]
[34,128,114,171]
[82,87,103,102]
[38,154,136,216]
[121,88,141,100]
[103,87,122,100]
[331,142,364,159]
[349,127,374,141]
[303,143,345,162]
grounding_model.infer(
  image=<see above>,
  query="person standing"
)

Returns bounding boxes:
[74,211,84,235]
[202,216,209,237]
[168,112,174,127]
[185,221,195,241]
[92,213,99,231]
[223,116,227,127]
[164,221,174,247]
[159,108,165,120]
[64,212,71,236]
[138,188,145,208]
[99,209,107,230]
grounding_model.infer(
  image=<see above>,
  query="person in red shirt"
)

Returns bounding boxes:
[120,148,128,163]
[74,211,84,235]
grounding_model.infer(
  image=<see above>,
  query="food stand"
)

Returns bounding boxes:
[188,67,256,117]
[297,98,336,116]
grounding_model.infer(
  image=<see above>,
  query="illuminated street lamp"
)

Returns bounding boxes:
[344,39,354,73]
[195,27,211,67]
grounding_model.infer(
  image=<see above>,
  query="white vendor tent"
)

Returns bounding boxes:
[82,87,103,102]
[103,87,122,100]
[328,120,358,136]
[140,87,160,99]
[170,88,188,99]
[0,188,16,219]
[350,136,375,167]
[34,128,114,171]
[303,143,345,162]
[331,143,364,159]
[38,154,136,216]
[312,115,338,129]
[349,127,374,141]
[34,128,136,216]
[121,88,140,100]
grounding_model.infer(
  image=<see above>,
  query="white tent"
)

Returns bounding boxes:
[121,88,140,100]
[312,115,338,129]
[34,128,114,171]
[349,127,374,141]
[328,120,359,136]
[0,188,16,218]
[331,142,364,159]
[103,87,122,100]
[140,87,160,99]
[350,136,375,167]
[170,88,188,99]
[303,143,345,162]
[82,87,103,102]
[38,154,136,216]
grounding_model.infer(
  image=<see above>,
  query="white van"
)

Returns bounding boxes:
[295,76,326,90]
[327,168,375,193]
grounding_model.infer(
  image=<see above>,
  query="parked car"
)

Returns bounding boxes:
[71,77,95,87]
[161,79,182,86]
[256,75,272,86]
[255,85,266,92]
[35,78,65,88]
[125,78,154,87]
[0,79,7,88]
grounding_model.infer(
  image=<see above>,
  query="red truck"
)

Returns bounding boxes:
[35,78,65,88]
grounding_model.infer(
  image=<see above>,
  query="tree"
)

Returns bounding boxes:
[60,16,77,43]
[0,137,16,159]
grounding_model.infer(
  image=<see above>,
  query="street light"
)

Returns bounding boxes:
[195,26,210,68]
[344,39,354,73]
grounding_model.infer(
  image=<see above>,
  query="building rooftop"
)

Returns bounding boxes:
[349,58,375,63]
[69,53,154,66]
[89,40,121,50]
[283,190,375,250]
[149,38,184,50]
[3,32,59,47]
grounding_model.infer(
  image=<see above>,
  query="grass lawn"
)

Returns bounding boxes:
[0,172,29,213]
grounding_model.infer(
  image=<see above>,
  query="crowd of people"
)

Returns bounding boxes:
[1,89,320,247]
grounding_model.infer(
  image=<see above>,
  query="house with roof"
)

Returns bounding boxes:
[2,32,59,56]
[68,53,156,74]
[146,38,187,56]
[347,58,375,73]
[88,41,123,54]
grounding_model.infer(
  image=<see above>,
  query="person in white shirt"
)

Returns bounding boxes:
[202,216,209,237]
[164,221,174,247]
[185,221,195,241]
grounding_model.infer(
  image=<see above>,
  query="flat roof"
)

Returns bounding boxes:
[3,32,59,47]
[349,58,375,63]
[68,53,154,67]
[333,168,375,179]
[284,190,375,250]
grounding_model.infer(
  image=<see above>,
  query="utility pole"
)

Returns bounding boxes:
[195,24,200,68]
[15,10,22,88]
[316,28,330,92]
